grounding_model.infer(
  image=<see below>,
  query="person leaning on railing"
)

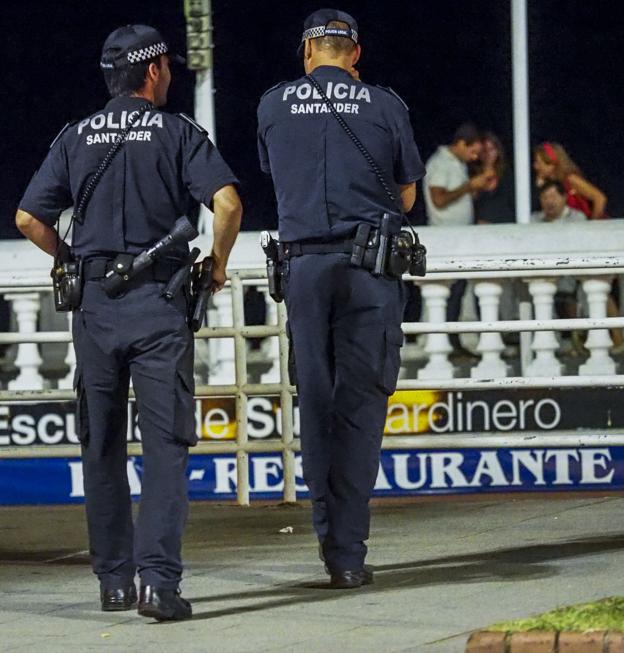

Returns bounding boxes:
[423,123,494,360]
[533,142,607,219]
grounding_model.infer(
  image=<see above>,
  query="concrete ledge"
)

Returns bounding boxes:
[466,630,624,653]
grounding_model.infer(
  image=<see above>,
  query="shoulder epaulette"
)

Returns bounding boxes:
[261,81,289,99]
[376,85,409,111]
[49,120,77,149]
[176,112,209,136]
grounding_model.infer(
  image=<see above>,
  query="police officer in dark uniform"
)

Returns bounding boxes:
[16,25,242,620]
[257,9,425,588]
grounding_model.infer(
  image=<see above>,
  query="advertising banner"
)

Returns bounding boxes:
[1,446,622,505]
[1,387,623,447]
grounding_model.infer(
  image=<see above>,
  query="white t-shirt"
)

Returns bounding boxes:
[530,206,587,224]
[424,146,473,226]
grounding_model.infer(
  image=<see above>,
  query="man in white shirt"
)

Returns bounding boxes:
[424,124,494,356]
[424,123,493,226]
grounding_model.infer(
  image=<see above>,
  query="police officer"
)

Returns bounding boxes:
[257,9,425,589]
[16,25,242,620]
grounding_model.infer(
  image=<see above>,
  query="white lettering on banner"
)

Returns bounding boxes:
[213,458,237,493]
[390,453,426,490]
[252,457,284,492]
[511,449,546,486]
[68,461,84,498]
[390,391,563,434]
[68,460,142,498]
[545,449,579,485]
[11,414,37,445]
[534,399,561,429]
[247,398,275,438]
[37,414,65,445]
[0,406,10,445]
[294,456,308,492]
[66,414,79,444]
[491,400,517,431]
[204,408,230,439]
[63,448,617,500]
[275,405,300,437]
[470,451,508,487]
[431,453,470,488]
[375,462,393,490]
[580,448,614,484]
[126,461,142,494]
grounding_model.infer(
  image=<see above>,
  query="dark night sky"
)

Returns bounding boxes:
[2,0,623,238]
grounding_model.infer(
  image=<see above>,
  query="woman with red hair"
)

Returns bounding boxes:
[533,142,607,219]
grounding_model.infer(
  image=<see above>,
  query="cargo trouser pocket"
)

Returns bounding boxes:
[286,321,298,387]
[173,368,198,446]
[379,326,404,395]
[73,368,90,445]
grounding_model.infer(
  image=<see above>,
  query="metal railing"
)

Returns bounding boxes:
[2,260,624,504]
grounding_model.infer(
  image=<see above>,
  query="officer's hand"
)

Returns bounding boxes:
[349,66,360,81]
[211,264,227,293]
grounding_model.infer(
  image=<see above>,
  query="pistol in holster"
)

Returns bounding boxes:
[189,256,214,332]
[260,231,284,302]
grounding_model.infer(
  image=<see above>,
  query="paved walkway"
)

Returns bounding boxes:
[2,494,624,652]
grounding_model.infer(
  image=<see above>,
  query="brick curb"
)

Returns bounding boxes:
[466,630,624,652]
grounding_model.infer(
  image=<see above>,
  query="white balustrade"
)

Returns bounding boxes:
[260,289,280,383]
[417,282,454,379]
[5,292,44,390]
[209,287,235,385]
[58,312,76,389]
[525,278,562,377]
[3,223,624,387]
[472,281,507,378]
[579,277,615,375]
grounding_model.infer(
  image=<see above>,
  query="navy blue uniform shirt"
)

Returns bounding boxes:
[257,65,425,242]
[20,96,238,257]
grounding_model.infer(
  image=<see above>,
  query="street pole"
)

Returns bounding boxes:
[185,0,215,233]
[511,0,531,224]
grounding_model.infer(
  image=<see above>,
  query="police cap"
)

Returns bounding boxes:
[100,24,185,70]
[297,8,359,56]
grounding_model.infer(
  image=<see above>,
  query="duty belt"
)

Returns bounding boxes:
[83,257,182,282]
[279,239,354,261]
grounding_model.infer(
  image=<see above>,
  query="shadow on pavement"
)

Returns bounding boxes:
[186,534,624,621]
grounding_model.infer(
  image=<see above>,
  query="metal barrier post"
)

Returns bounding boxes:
[276,301,296,503]
[230,273,250,506]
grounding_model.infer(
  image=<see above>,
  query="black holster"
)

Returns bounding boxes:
[350,214,427,279]
[51,257,83,312]
[260,231,284,302]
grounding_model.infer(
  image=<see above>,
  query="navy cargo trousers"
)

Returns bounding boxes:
[283,253,405,573]
[72,275,196,590]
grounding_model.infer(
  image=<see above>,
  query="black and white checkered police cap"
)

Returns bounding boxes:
[100,24,185,70]
[298,8,359,56]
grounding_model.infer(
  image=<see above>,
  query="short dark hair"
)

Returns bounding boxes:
[102,55,162,98]
[314,20,356,56]
[539,179,566,196]
[452,123,481,146]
